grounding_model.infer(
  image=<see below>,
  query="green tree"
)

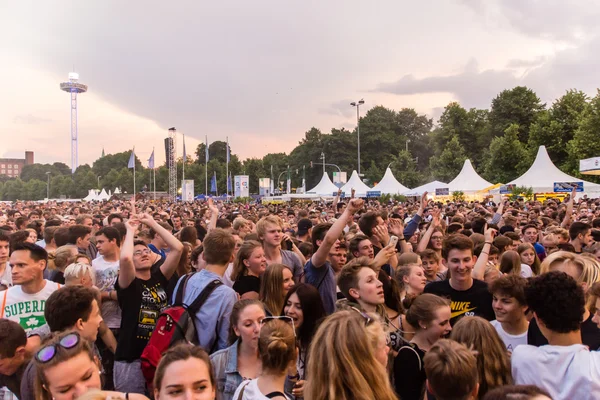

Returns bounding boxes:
[2,179,25,201]
[364,160,383,186]
[489,86,545,143]
[429,135,467,182]
[390,150,424,188]
[93,151,142,179]
[483,124,529,183]
[23,179,47,200]
[566,90,600,177]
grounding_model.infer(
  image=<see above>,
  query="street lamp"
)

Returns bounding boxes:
[406,139,410,152]
[350,99,365,175]
[46,172,51,199]
[97,175,102,188]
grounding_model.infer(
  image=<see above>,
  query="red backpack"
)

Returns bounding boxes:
[140,273,222,389]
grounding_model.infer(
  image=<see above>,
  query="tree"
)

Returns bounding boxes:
[566,90,600,177]
[390,150,424,189]
[242,158,267,194]
[429,135,467,182]
[365,161,383,186]
[489,86,545,143]
[93,152,142,178]
[483,124,529,183]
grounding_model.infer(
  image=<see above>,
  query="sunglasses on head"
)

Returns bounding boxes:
[35,333,80,363]
[262,316,296,337]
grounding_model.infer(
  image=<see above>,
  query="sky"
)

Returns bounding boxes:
[1,0,599,168]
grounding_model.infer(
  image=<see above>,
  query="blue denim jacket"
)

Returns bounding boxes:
[210,341,243,400]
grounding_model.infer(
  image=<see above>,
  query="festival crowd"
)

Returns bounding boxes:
[0,188,599,400]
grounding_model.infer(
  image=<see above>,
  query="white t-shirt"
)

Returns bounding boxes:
[92,256,122,329]
[0,280,60,332]
[512,344,600,400]
[490,320,527,352]
[232,379,291,400]
[222,262,235,288]
[520,264,533,278]
[0,261,11,288]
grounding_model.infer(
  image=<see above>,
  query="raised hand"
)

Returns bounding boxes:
[347,198,364,214]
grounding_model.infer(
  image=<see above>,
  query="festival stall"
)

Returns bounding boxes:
[372,168,410,195]
[402,181,448,197]
[340,170,371,197]
[306,172,340,196]
[448,160,493,200]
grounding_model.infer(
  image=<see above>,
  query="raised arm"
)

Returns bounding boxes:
[403,192,427,238]
[561,187,576,228]
[332,188,342,209]
[472,226,496,280]
[416,209,440,253]
[389,218,411,254]
[207,198,219,232]
[138,213,183,280]
[118,218,139,289]
[311,198,364,267]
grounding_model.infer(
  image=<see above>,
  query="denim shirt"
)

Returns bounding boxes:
[210,341,243,400]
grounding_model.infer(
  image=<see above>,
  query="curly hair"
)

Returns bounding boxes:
[525,271,585,333]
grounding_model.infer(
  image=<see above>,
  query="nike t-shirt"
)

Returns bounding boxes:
[423,279,494,325]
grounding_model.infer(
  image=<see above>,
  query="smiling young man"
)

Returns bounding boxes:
[489,274,529,352]
[423,234,494,325]
[256,215,303,283]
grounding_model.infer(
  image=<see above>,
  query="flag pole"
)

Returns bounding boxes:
[205,135,208,196]
[133,147,136,197]
[182,133,186,182]
[226,136,229,200]
[153,147,156,201]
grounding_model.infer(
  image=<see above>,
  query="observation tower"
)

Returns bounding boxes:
[60,72,88,173]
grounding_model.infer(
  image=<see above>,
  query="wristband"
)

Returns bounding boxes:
[398,237,405,241]
[484,242,492,245]
[288,373,300,380]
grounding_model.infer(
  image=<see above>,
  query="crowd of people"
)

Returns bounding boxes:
[0,188,599,400]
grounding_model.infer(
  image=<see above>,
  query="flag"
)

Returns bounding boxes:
[127,149,135,169]
[210,172,217,193]
[182,134,187,163]
[227,174,232,192]
[147,149,155,169]
[205,136,209,163]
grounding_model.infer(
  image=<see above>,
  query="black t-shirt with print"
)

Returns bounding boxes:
[423,278,494,325]
[233,275,261,297]
[115,269,169,361]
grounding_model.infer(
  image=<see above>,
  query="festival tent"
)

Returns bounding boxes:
[97,189,111,201]
[83,189,99,201]
[448,160,493,193]
[340,170,371,197]
[402,181,448,197]
[508,146,600,193]
[307,172,340,196]
[372,168,410,194]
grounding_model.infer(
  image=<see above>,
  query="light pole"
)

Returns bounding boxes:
[350,99,365,175]
[46,172,51,199]
[406,139,410,152]
[97,175,101,189]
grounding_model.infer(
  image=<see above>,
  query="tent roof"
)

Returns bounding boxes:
[83,189,99,202]
[508,146,600,193]
[373,168,410,194]
[97,189,110,201]
[340,170,371,195]
[403,181,448,197]
[307,172,339,195]
[448,160,493,192]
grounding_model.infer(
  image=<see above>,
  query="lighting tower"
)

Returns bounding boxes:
[168,127,177,200]
[60,73,88,173]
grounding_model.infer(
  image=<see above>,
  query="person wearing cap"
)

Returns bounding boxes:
[296,219,313,243]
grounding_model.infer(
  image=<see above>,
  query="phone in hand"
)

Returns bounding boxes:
[388,235,398,248]
[286,239,294,251]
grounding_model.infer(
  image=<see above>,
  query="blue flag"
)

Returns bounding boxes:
[147,149,154,169]
[205,136,209,163]
[227,174,232,192]
[210,172,217,193]
[127,149,135,169]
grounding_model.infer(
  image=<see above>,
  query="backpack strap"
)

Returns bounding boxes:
[236,381,250,400]
[174,272,196,305]
[0,289,7,318]
[186,279,222,314]
[265,391,287,399]
[399,344,422,371]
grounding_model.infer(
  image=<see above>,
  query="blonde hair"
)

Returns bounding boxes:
[540,251,583,278]
[256,215,282,239]
[231,240,262,281]
[259,263,288,315]
[52,245,78,271]
[64,263,96,285]
[450,317,512,398]
[499,251,522,276]
[305,311,397,400]
[259,319,296,373]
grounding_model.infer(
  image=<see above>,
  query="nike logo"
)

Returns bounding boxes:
[451,307,477,319]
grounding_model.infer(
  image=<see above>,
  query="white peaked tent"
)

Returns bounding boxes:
[83,189,99,201]
[97,189,111,201]
[403,181,448,197]
[508,146,600,193]
[448,160,493,193]
[114,187,122,194]
[373,168,410,194]
[307,172,339,195]
[340,170,371,197]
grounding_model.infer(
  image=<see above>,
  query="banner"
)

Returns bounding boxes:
[181,180,194,201]
[435,188,449,196]
[259,178,271,196]
[234,175,250,198]
[554,182,583,193]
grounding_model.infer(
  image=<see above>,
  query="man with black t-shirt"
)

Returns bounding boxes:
[424,234,494,325]
[114,213,183,394]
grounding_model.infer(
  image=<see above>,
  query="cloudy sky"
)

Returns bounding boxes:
[1,1,598,168]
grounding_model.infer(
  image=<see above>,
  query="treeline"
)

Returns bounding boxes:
[2,86,600,201]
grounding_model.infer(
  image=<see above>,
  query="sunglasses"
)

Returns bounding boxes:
[36,333,80,363]
[351,307,392,346]
[262,316,296,337]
